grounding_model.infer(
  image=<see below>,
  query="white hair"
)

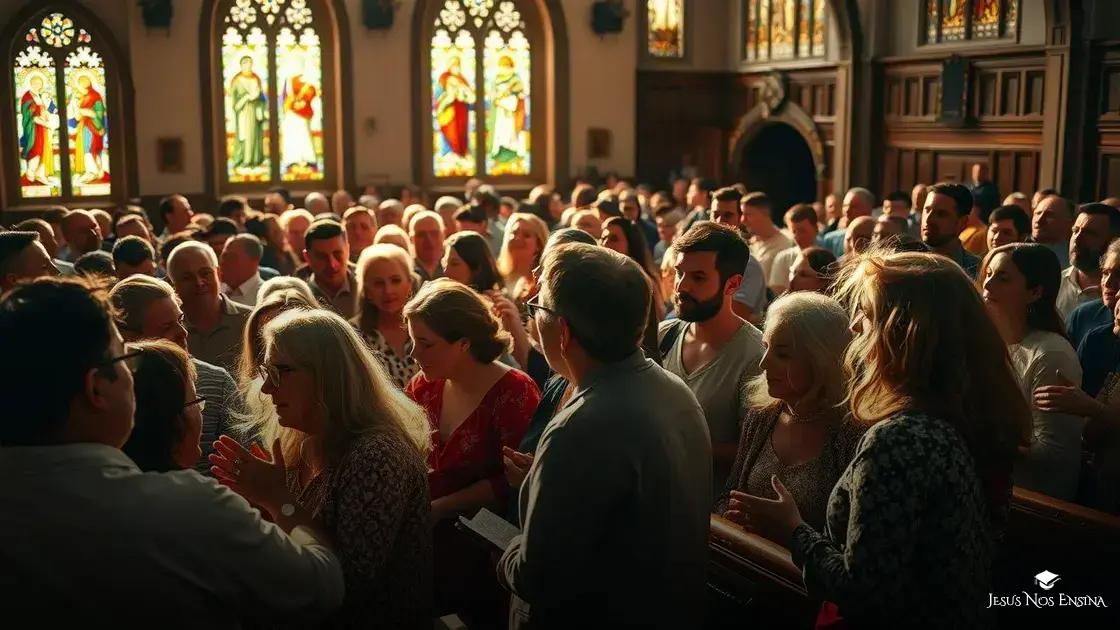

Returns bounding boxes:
[743,292,852,412]
[434,196,462,214]
[166,240,218,276]
[408,210,445,234]
[846,187,876,209]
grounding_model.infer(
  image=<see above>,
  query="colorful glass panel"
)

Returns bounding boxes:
[972,0,1000,38]
[926,0,939,43]
[14,44,61,198]
[432,26,477,177]
[744,0,756,61]
[221,26,271,183]
[811,0,826,55]
[770,0,795,59]
[484,28,530,176]
[65,46,110,196]
[647,0,684,59]
[1005,0,1017,36]
[277,27,324,181]
[940,0,966,41]
[756,0,770,59]
[798,0,810,56]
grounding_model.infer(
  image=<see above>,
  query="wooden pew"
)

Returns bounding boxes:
[707,490,1120,627]
[705,515,816,628]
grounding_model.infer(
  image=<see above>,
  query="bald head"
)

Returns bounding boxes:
[61,210,102,257]
[844,215,876,256]
[304,192,330,215]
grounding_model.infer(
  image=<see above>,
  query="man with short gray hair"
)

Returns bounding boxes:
[821,187,875,258]
[409,210,445,282]
[167,241,251,372]
[220,233,265,307]
[499,243,711,629]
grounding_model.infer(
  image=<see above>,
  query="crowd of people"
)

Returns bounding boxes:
[1,167,1117,627]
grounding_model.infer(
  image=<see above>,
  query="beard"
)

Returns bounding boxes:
[921,230,956,248]
[1072,245,1104,275]
[674,290,723,322]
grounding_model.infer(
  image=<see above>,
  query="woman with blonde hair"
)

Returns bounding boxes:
[718,292,864,530]
[353,243,420,388]
[211,308,432,628]
[234,288,317,448]
[732,252,1029,629]
[256,275,318,305]
[404,278,540,623]
[496,212,548,300]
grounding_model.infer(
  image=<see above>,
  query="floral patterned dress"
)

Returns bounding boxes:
[789,412,997,629]
[406,367,539,619]
[288,429,432,628]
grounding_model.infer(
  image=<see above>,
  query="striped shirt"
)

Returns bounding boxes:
[192,358,239,474]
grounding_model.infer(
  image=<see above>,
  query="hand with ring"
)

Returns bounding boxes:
[209,436,293,518]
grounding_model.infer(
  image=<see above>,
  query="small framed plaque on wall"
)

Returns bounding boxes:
[157,137,184,173]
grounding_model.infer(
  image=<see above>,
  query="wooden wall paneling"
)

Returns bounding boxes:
[978,71,998,117]
[1001,72,1021,116]
[923,76,940,117]
[898,149,916,191]
[996,152,1015,195]
[1100,154,1120,198]
[1025,70,1045,115]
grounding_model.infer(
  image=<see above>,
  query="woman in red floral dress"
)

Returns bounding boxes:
[404,279,540,624]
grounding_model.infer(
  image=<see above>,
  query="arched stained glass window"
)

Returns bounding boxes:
[743,0,825,62]
[218,0,326,185]
[10,10,114,200]
[428,0,539,181]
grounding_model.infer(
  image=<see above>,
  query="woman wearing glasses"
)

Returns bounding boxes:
[123,339,206,472]
[211,308,433,628]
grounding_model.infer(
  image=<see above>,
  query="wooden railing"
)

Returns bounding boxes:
[706,490,1120,627]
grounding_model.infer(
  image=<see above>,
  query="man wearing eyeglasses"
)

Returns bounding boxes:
[498,244,712,629]
[0,277,344,622]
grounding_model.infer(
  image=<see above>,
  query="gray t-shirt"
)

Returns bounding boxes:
[659,320,765,491]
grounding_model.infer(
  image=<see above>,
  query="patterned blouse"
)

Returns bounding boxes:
[358,327,419,390]
[288,430,432,629]
[714,402,864,531]
[790,412,995,629]
[406,368,540,503]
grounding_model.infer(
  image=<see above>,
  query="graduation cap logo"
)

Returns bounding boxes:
[1034,570,1060,591]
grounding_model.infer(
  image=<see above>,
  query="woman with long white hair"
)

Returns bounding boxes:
[211,308,432,628]
[717,292,864,530]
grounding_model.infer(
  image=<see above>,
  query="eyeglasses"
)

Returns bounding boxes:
[525,296,556,320]
[183,396,207,412]
[257,363,293,386]
[101,349,143,372]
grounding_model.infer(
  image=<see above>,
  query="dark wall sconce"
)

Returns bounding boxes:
[363,0,398,30]
[138,0,173,29]
[591,1,628,35]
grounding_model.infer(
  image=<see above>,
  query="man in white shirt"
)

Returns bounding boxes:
[1056,203,1120,319]
[220,233,265,307]
[0,276,343,623]
[769,203,820,294]
[741,191,793,283]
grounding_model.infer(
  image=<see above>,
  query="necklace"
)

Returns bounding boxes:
[783,403,830,424]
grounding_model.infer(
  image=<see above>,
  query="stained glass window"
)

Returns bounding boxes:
[647,0,684,59]
[12,11,110,199]
[742,0,824,62]
[431,0,533,179]
[924,0,1017,44]
[218,0,326,185]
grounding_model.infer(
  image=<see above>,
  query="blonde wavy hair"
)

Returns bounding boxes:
[355,243,417,329]
[497,212,549,280]
[261,308,430,468]
[834,251,1030,471]
[743,292,852,413]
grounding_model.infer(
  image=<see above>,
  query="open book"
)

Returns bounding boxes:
[457,508,521,551]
